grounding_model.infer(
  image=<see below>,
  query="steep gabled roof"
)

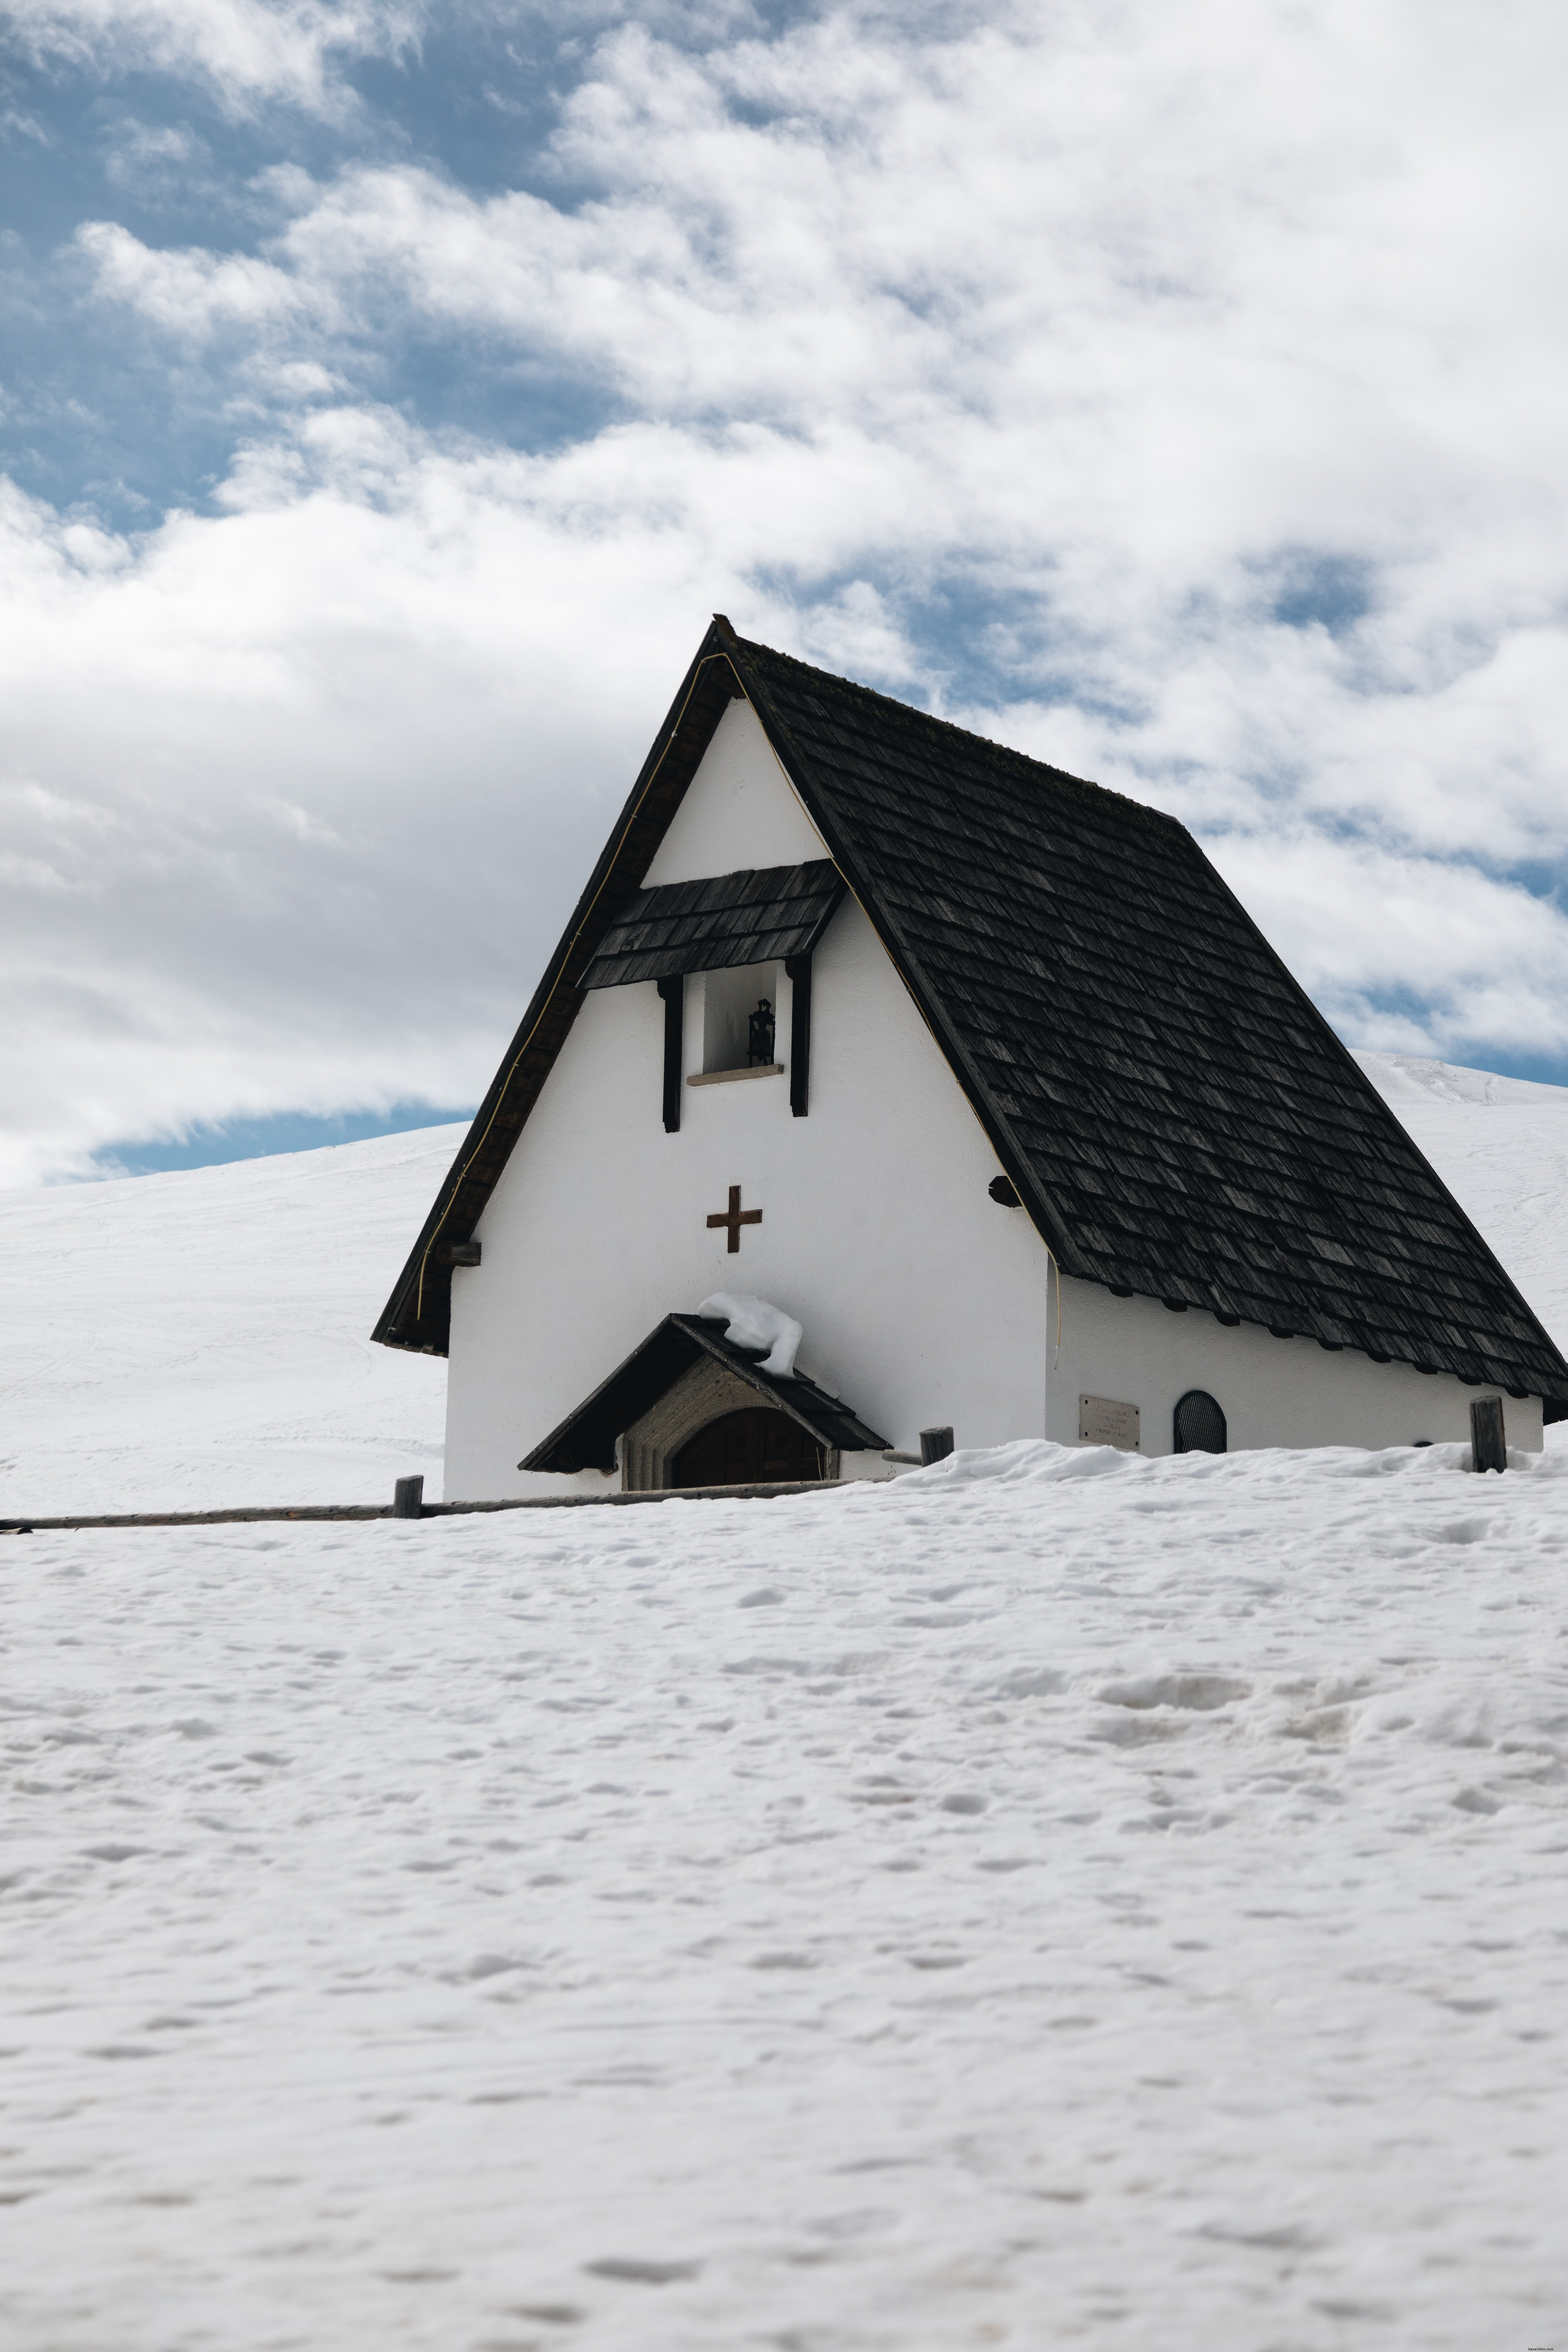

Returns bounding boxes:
[374,618,1568,1416]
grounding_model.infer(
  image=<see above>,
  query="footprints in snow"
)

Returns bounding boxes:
[1097,1672,1252,1713]
[583,2255,702,2285]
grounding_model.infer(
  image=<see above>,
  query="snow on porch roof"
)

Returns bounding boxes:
[521,1313,889,1475]
[375,617,1568,1417]
[579,859,846,989]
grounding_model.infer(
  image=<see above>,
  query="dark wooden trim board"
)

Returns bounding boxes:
[786,950,812,1117]
[658,974,683,1132]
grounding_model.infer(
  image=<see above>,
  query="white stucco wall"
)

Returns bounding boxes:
[641,698,826,883]
[442,697,1544,1498]
[1047,1275,1542,1457]
[446,890,1051,1499]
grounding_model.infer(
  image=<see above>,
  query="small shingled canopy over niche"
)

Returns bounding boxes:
[1174,1390,1227,1454]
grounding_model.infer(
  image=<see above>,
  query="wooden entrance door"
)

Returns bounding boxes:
[672,1408,825,1489]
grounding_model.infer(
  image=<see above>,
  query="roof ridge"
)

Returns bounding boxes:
[730,630,1181,831]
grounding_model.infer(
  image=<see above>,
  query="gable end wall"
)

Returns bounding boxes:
[444,706,1054,1498]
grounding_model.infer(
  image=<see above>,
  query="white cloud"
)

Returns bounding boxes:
[6,0,1568,1178]
[0,420,767,1183]
[1208,830,1568,1061]
[8,0,424,113]
[77,220,318,338]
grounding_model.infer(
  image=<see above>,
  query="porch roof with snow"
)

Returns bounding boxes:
[374,617,1568,1415]
[521,1313,889,1476]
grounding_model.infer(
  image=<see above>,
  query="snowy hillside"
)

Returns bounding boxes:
[1356,1049,1568,1347]
[0,1126,460,1513]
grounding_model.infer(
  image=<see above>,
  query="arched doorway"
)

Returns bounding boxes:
[672,1408,825,1488]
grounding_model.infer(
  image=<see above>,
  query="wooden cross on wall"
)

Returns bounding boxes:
[707,1184,762,1253]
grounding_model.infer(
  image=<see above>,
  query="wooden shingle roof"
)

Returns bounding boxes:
[374,619,1568,1415]
[580,859,845,990]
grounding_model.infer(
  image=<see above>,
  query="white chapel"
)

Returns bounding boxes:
[375,619,1568,1497]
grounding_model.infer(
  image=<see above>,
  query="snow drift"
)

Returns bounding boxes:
[695,1290,804,1377]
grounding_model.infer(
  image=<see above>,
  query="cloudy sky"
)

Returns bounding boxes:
[2,0,1566,1183]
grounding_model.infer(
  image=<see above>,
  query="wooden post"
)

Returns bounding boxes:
[658,976,683,1133]
[919,1426,954,1465]
[786,953,812,1118]
[1469,1396,1506,1474]
[393,1475,425,1518]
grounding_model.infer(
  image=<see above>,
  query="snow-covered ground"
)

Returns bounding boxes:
[4,1055,1568,2348]
[7,1441,1567,2349]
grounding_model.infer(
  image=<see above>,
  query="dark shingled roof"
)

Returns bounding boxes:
[580,859,845,989]
[522,1313,888,1474]
[374,618,1568,1417]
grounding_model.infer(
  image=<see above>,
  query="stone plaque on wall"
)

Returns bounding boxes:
[1079,1394,1140,1450]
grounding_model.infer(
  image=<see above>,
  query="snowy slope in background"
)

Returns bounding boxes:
[0,1127,460,1513]
[1356,1050,1568,1345]
[4,1055,1568,1517]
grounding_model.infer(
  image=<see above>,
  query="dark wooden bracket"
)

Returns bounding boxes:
[658,975,683,1132]
[786,953,812,1117]
[434,1240,481,1267]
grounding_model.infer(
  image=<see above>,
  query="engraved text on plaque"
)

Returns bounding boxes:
[1079,1394,1140,1450]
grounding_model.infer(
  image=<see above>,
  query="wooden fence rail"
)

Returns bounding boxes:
[1,1478,844,1535]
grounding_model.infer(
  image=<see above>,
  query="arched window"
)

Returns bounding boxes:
[1173,1390,1227,1455]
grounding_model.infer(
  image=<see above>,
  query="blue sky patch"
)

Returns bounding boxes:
[93,1101,475,1178]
